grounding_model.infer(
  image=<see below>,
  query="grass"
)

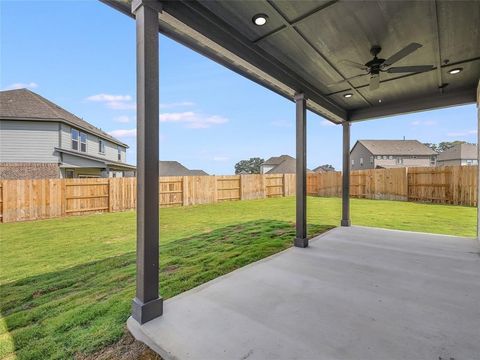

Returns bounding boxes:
[0,196,476,359]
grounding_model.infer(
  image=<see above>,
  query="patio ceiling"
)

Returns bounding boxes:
[104,0,478,124]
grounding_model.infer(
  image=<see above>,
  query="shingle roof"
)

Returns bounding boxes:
[0,88,128,147]
[263,154,295,165]
[437,143,478,161]
[266,157,312,174]
[354,140,437,156]
[159,161,209,176]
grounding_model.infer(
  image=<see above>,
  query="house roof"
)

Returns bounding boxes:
[263,154,295,166]
[0,89,128,147]
[266,157,311,174]
[313,165,335,172]
[437,143,478,161]
[159,161,209,176]
[354,140,437,156]
[55,147,136,170]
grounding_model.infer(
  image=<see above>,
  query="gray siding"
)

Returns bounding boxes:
[350,142,374,170]
[0,120,60,163]
[60,124,126,162]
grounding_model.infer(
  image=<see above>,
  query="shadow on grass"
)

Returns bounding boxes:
[0,220,332,360]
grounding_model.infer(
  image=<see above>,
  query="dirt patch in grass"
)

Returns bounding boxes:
[76,331,161,360]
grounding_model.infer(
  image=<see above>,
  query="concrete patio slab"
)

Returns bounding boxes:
[128,226,480,360]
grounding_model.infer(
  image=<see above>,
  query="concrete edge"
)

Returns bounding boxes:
[156,226,338,304]
[127,316,178,360]
[351,224,475,240]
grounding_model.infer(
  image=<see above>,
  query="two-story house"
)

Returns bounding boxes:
[436,143,478,166]
[350,140,437,171]
[0,89,136,179]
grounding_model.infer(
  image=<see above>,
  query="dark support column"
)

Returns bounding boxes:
[476,81,479,241]
[294,93,308,248]
[341,121,351,227]
[131,0,163,325]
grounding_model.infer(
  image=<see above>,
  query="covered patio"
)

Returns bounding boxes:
[128,226,480,360]
[102,0,479,358]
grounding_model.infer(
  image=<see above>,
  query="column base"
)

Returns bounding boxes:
[132,296,163,325]
[341,219,351,227]
[294,237,309,248]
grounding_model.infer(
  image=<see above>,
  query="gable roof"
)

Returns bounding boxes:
[0,89,128,147]
[266,157,312,174]
[353,140,437,156]
[437,143,478,161]
[159,161,209,176]
[263,154,295,166]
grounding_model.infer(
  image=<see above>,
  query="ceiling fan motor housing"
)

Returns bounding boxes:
[366,46,385,74]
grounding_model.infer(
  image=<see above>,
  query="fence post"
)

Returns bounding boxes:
[239,175,243,200]
[108,178,113,212]
[182,176,188,206]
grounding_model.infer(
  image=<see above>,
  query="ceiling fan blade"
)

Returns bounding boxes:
[340,59,368,71]
[369,74,380,91]
[383,43,422,67]
[326,73,367,87]
[387,65,434,73]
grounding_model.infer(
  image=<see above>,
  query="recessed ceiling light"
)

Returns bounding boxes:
[448,68,462,75]
[343,93,353,98]
[252,14,268,26]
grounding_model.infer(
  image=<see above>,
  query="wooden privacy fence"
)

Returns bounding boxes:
[0,165,477,223]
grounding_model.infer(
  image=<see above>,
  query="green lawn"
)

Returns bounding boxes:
[0,197,475,359]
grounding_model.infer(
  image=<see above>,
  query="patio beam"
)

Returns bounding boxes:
[131,0,163,325]
[294,93,308,248]
[341,122,351,227]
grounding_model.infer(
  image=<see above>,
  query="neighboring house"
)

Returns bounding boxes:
[159,161,209,176]
[0,89,135,179]
[350,140,437,171]
[437,143,478,166]
[313,165,336,173]
[261,155,312,174]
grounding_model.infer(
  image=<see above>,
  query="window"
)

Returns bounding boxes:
[383,155,387,160]
[71,129,79,150]
[351,159,355,165]
[99,140,105,154]
[72,128,87,152]
[466,159,473,165]
[65,169,74,178]
[117,146,122,161]
[360,157,364,166]
[370,156,374,164]
[430,156,436,166]
[377,155,381,160]
[389,155,393,160]
[80,132,87,152]
[396,157,403,165]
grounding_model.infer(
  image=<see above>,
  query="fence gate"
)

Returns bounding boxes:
[65,179,110,215]
[265,175,285,198]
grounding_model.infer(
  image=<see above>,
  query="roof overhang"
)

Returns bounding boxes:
[56,147,137,170]
[102,0,479,124]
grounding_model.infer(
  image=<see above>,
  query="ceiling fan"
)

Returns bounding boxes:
[329,43,434,91]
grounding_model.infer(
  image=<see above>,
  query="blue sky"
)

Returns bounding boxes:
[1,0,477,174]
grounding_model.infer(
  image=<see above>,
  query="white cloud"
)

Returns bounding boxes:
[160,101,195,109]
[447,130,477,137]
[213,156,229,161]
[4,82,38,90]
[108,128,137,138]
[271,120,292,128]
[411,120,436,126]
[86,93,136,110]
[159,111,228,129]
[114,115,132,124]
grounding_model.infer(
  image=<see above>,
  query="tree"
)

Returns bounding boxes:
[234,157,264,174]
[437,141,466,152]
[423,143,438,152]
